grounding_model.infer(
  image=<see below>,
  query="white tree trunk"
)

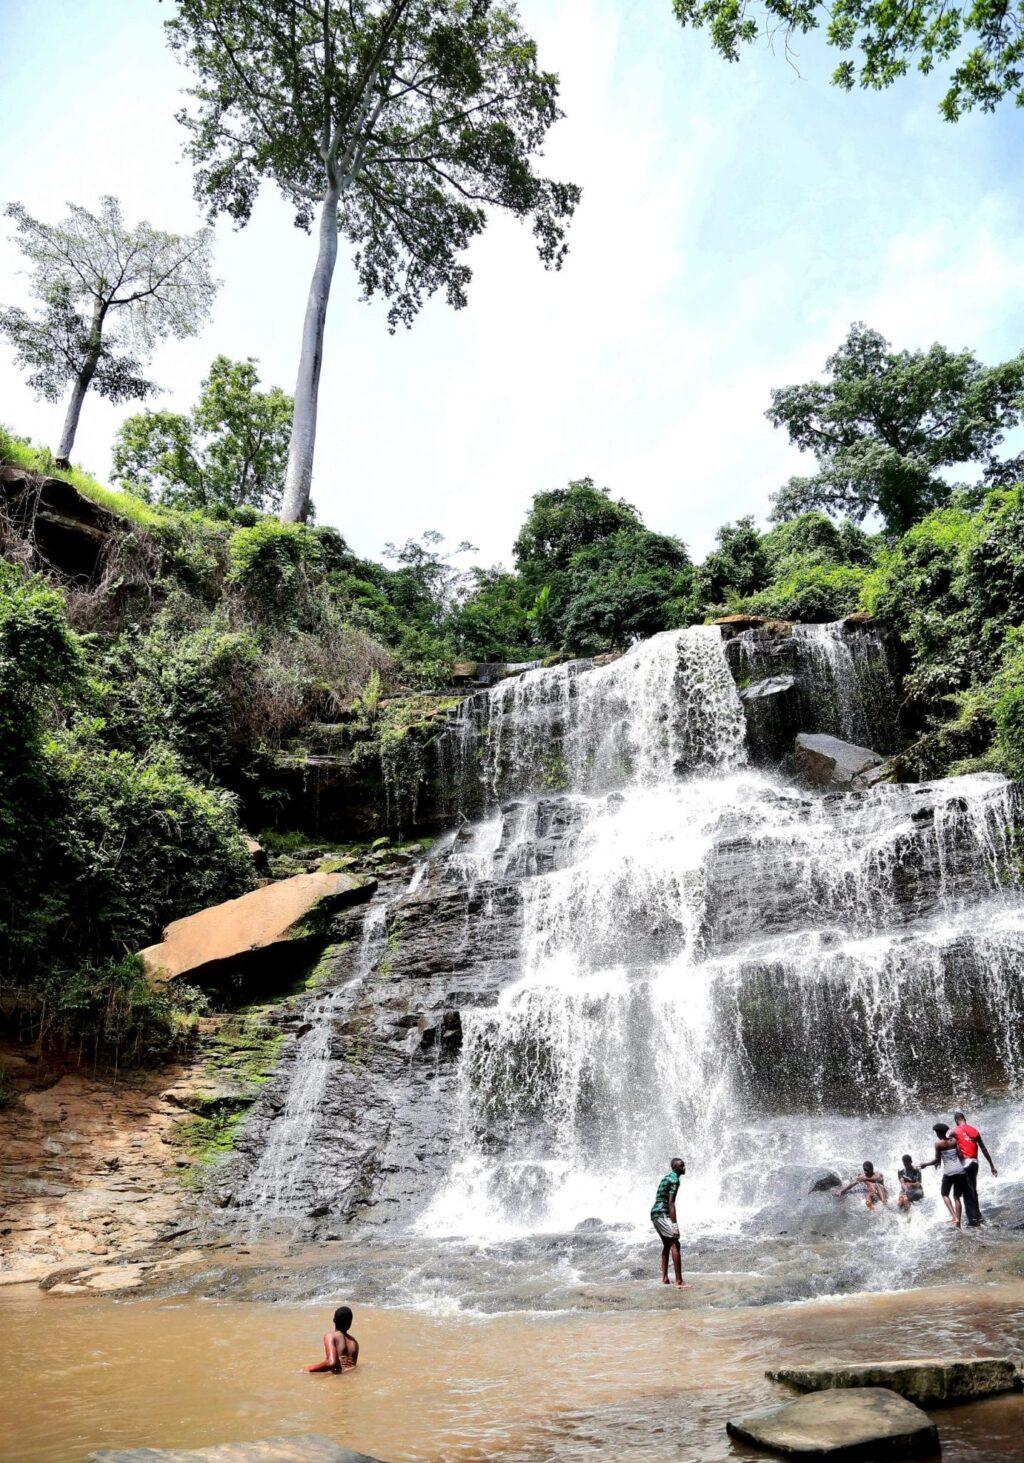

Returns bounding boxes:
[280,181,340,523]
[56,298,105,463]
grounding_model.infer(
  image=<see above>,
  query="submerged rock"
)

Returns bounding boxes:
[87,1437,385,1462]
[140,871,375,988]
[795,732,885,790]
[726,1387,938,1460]
[769,1356,1022,1408]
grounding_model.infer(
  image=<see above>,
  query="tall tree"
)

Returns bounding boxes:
[167,0,580,524]
[768,323,1024,534]
[671,0,1024,121]
[0,197,215,462]
[112,355,293,513]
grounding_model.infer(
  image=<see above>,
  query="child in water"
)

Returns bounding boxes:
[303,1305,359,1374]
[838,1161,888,1210]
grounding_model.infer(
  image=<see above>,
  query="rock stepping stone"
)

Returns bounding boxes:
[87,1437,384,1462]
[726,1387,939,1459]
[768,1357,1022,1409]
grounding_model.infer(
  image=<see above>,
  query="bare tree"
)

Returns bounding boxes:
[0,197,216,462]
[167,0,579,524]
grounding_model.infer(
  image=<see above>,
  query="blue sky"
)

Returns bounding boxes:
[2,0,1023,564]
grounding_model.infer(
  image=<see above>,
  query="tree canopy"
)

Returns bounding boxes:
[768,323,1024,534]
[671,0,1024,121]
[0,197,215,460]
[112,356,293,514]
[167,0,580,523]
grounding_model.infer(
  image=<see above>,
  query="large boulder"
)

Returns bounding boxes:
[726,1387,938,1460]
[768,1357,1022,1409]
[140,871,374,987]
[795,733,885,790]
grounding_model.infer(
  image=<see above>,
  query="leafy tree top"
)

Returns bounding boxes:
[672,0,1024,121]
[112,356,293,514]
[0,196,216,404]
[167,0,580,329]
[514,478,653,576]
[768,323,1024,534]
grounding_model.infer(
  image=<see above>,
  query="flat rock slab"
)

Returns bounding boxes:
[87,1437,384,1462]
[726,1387,939,1460]
[795,733,885,790]
[768,1357,1022,1409]
[140,872,374,985]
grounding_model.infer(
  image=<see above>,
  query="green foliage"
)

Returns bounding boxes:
[671,0,1024,122]
[167,1,579,318]
[227,518,327,619]
[113,356,293,514]
[561,529,697,653]
[862,488,1024,702]
[697,516,771,604]
[743,560,868,621]
[513,478,693,652]
[992,632,1024,780]
[0,425,169,531]
[0,564,252,1061]
[769,324,1024,533]
[448,568,536,661]
[863,486,1024,775]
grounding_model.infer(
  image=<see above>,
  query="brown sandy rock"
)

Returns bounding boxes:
[140,871,374,986]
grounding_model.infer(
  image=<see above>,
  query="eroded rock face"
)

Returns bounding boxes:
[140,871,374,988]
[768,1357,1022,1408]
[726,1387,939,1460]
[795,732,885,790]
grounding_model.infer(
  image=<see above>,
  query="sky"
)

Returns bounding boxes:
[2,0,1024,567]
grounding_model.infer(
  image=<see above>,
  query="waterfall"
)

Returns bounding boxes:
[439,625,746,813]
[791,620,898,748]
[418,626,1023,1251]
[233,622,1023,1303]
[238,900,391,1225]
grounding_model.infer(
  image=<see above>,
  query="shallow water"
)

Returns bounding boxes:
[3,1283,1024,1461]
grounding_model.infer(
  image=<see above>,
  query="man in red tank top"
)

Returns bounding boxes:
[951,1110,998,1227]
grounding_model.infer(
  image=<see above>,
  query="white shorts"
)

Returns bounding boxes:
[652,1214,679,1241]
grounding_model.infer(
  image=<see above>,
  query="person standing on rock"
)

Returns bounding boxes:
[650,1157,688,1288]
[920,1123,967,1228]
[951,1109,997,1228]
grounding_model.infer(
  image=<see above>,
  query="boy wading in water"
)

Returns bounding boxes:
[896,1155,924,1212]
[303,1305,359,1374]
[651,1157,688,1288]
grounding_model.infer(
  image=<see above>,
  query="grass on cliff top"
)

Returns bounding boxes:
[0,425,169,531]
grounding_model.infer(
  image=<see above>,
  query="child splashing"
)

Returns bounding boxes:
[303,1305,359,1374]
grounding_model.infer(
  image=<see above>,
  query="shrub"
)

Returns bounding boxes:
[742,560,868,622]
[228,519,326,622]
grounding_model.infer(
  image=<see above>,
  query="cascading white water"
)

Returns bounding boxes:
[790,620,898,747]
[419,626,1023,1263]
[239,901,390,1225]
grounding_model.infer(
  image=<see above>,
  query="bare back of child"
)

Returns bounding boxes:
[303,1305,359,1374]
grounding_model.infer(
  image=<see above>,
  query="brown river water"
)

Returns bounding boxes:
[2,1281,1024,1461]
